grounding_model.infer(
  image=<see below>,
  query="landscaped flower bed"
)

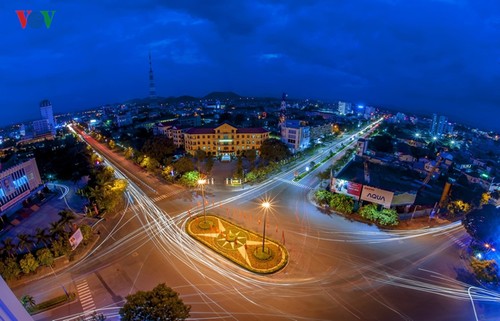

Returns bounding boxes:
[186,214,288,274]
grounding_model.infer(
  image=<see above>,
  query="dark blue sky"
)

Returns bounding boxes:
[1,0,499,131]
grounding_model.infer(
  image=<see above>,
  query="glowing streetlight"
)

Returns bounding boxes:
[198,179,207,223]
[261,201,271,252]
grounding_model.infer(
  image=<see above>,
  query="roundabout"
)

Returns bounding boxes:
[186,214,288,274]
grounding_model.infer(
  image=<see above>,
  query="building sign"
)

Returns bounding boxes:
[331,178,363,199]
[360,185,394,208]
[69,228,83,251]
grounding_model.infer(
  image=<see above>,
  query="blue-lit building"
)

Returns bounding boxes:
[0,159,42,213]
[280,120,310,153]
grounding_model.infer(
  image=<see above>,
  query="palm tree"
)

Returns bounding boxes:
[20,294,36,312]
[49,221,65,240]
[17,233,32,254]
[34,228,50,248]
[1,238,17,258]
[58,210,77,232]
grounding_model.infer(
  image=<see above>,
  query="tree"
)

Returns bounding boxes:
[58,210,77,232]
[259,138,291,163]
[142,136,176,165]
[233,157,244,179]
[17,233,32,254]
[179,171,201,188]
[51,238,70,257]
[329,193,354,215]
[242,149,257,168]
[119,283,190,321]
[446,200,471,217]
[34,227,51,248]
[481,192,491,206]
[470,258,499,284]
[463,205,500,247]
[20,295,36,312]
[80,224,94,245]
[173,157,195,175]
[36,248,54,267]
[49,221,66,240]
[19,253,39,275]
[1,257,21,281]
[205,156,214,174]
[316,170,331,187]
[314,190,332,206]
[1,237,17,258]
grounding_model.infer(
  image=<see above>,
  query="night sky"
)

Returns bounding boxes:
[1,0,499,131]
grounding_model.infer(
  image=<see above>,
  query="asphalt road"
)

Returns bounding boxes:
[13,120,498,321]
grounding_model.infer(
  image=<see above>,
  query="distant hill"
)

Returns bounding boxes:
[203,91,243,101]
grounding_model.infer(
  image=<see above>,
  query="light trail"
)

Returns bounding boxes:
[63,119,498,320]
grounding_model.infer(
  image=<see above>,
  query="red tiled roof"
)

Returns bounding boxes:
[184,127,269,135]
[184,128,215,134]
[237,128,269,134]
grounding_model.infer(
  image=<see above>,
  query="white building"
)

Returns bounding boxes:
[338,101,352,115]
[281,120,310,153]
[40,99,56,135]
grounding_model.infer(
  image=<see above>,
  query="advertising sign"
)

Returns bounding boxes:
[69,228,83,251]
[360,185,394,208]
[331,178,363,199]
[391,192,417,206]
[1,175,15,197]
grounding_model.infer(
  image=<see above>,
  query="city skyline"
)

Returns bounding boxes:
[1,0,499,131]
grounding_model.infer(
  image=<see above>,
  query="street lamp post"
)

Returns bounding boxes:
[261,201,270,252]
[198,179,207,223]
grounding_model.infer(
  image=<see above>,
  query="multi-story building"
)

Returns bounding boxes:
[32,119,51,137]
[154,121,186,148]
[430,113,449,137]
[310,123,334,142]
[0,158,42,213]
[337,101,352,115]
[184,123,269,157]
[40,99,56,135]
[280,120,310,153]
[0,276,34,320]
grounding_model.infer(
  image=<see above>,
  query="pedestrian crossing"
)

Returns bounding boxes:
[275,177,314,190]
[76,279,96,314]
[444,231,468,248]
[151,189,185,202]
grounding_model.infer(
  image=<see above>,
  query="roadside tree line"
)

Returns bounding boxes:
[0,210,95,281]
[314,190,399,226]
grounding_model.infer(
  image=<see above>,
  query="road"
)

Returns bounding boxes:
[13,119,499,321]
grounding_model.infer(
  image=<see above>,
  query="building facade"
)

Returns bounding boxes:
[155,122,186,148]
[40,99,56,135]
[280,120,310,153]
[184,123,269,157]
[0,276,34,320]
[0,159,42,213]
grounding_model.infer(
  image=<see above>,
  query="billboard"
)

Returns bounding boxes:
[331,178,363,199]
[391,192,417,206]
[69,228,83,251]
[360,185,394,208]
[1,175,15,197]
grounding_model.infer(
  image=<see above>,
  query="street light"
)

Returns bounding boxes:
[261,201,271,253]
[198,179,207,223]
